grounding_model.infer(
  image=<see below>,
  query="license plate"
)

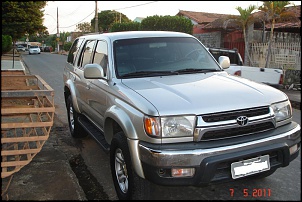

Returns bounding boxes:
[231,155,270,179]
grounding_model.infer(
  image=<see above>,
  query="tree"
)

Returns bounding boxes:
[234,5,257,66]
[60,32,71,51]
[2,1,47,44]
[258,1,294,68]
[76,22,92,33]
[91,10,131,32]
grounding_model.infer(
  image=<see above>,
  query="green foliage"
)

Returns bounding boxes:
[2,35,13,54]
[110,22,141,32]
[235,5,257,27]
[140,15,193,34]
[2,1,47,42]
[64,42,72,51]
[91,10,131,32]
[76,22,92,33]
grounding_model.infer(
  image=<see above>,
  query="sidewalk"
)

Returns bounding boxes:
[1,58,301,200]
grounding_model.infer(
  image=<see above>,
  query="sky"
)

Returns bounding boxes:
[43,1,301,34]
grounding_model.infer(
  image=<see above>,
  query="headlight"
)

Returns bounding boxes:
[144,116,195,138]
[271,100,292,122]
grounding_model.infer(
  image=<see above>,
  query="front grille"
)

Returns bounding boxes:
[201,122,274,141]
[202,107,270,123]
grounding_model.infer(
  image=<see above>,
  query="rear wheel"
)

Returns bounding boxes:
[66,95,86,138]
[110,131,151,200]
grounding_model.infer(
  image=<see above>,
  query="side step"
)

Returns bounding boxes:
[77,115,110,152]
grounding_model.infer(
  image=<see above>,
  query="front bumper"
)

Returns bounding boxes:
[138,122,300,186]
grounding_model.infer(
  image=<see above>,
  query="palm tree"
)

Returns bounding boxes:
[234,5,257,66]
[258,1,294,68]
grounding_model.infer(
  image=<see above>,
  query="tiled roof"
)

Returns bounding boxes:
[266,21,301,29]
[193,5,301,30]
[176,10,233,24]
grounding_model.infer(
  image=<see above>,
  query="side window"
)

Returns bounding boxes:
[92,40,108,76]
[79,40,96,68]
[67,38,84,65]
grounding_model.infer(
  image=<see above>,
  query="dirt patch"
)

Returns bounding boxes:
[1,54,21,61]
[1,70,25,75]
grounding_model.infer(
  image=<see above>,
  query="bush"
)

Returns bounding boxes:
[64,42,72,51]
[140,15,193,34]
[2,35,12,54]
[110,22,141,32]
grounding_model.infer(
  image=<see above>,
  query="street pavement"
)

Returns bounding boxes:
[1,59,301,200]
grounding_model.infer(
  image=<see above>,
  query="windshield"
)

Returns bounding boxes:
[30,46,38,48]
[113,37,221,78]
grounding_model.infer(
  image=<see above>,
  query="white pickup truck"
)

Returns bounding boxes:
[208,48,284,88]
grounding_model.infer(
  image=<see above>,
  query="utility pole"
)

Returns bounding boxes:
[95,1,98,33]
[57,7,60,53]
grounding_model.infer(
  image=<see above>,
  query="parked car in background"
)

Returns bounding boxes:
[16,45,26,52]
[207,47,284,88]
[28,45,41,55]
[43,46,51,52]
[39,46,44,52]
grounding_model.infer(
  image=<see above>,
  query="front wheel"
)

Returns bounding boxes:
[66,95,86,138]
[110,131,151,200]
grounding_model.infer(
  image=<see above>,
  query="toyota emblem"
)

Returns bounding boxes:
[236,116,248,126]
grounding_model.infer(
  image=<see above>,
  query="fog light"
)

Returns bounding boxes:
[289,144,298,155]
[171,168,195,177]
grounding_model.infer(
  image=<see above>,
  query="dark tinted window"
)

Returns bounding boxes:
[114,37,220,78]
[67,38,84,64]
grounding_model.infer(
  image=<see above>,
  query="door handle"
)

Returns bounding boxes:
[86,82,91,90]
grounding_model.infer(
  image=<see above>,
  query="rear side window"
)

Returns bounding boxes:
[67,38,84,64]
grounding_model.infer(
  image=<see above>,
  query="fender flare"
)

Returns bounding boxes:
[104,105,146,179]
[65,79,81,113]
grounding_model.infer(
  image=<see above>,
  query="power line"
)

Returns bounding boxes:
[59,10,95,28]
[110,1,158,11]
[51,1,159,32]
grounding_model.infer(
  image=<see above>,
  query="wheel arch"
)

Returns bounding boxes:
[64,80,81,113]
[104,105,145,179]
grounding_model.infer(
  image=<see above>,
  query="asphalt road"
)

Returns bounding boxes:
[22,52,301,200]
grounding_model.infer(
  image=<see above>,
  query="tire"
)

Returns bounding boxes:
[110,131,151,200]
[66,95,87,138]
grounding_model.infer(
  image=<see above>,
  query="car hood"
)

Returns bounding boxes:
[121,72,288,116]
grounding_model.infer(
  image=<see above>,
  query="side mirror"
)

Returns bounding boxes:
[84,64,105,79]
[218,56,230,69]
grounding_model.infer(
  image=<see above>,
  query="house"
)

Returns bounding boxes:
[176,10,235,34]
[133,17,145,23]
[177,5,301,68]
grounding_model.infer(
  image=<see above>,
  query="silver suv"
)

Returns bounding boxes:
[63,31,300,200]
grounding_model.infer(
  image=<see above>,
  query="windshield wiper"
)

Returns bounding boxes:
[120,70,177,78]
[173,68,221,74]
